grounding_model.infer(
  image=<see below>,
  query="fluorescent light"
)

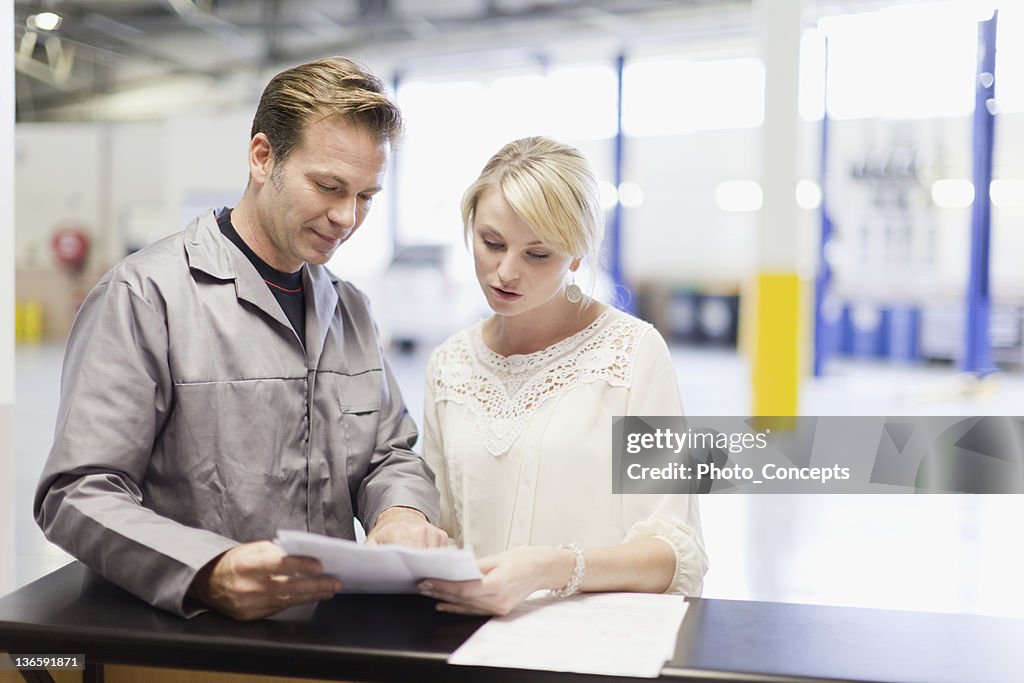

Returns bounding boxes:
[931,179,974,208]
[597,180,618,211]
[27,12,62,31]
[715,181,763,212]
[930,178,1024,208]
[618,182,644,208]
[990,179,1024,207]
[796,180,822,210]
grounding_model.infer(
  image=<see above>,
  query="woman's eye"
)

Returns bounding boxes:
[483,240,504,250]
[527,252,550,260]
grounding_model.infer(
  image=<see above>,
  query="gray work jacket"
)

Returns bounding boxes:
[34,210,440,616]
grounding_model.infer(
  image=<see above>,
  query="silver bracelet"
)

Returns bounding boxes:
[551,543,585,598]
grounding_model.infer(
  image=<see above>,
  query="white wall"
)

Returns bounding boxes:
[164,107,250,230]
[16,121,170,269]
[12,92,1024,333]
[15,124,101,269]
[16,106,403,293]
[623,121,821,286]
[991,111,1024,300]
[110,121,169,257]
[2,0,17,596]
[626,130,761,284]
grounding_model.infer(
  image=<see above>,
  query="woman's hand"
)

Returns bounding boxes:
[418,546,575,616]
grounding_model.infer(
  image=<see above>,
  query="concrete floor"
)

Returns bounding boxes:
[12,340,1024,618]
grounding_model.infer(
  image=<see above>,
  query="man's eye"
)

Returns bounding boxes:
[316,183,338,192]
[358,193,375,202]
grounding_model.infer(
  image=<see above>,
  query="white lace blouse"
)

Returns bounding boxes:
[423,307,708,595]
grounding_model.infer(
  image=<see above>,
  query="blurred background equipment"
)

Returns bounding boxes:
[377,243,485,353]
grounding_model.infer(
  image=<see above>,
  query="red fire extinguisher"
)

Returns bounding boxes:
[51,225,91,273]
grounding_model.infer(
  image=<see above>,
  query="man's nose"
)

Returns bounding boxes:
[327,197,357,231]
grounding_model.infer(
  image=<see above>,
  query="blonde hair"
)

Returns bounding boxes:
[251,56,402,170]
[462,137,604,281]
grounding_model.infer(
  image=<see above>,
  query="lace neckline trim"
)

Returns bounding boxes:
[471,309,612,375]
[431,307,650,456]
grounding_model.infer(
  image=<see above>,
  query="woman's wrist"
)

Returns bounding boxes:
[537,546,578,591]
[540,544,585,596]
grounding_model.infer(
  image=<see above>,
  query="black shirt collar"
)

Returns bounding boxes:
[216,207,303,291]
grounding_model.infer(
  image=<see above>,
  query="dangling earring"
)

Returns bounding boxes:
[565,274,583,303]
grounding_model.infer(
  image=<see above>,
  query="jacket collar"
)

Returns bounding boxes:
[183,209,236,280]
[184,210,341,362]
[304,260,340,364]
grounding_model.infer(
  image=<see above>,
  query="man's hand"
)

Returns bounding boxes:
[365,506,447,548]
[189,541,342,621]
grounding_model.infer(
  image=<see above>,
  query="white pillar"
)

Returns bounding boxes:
[759,0,803,270]
[2,0,18,595]
[752,0,804,416]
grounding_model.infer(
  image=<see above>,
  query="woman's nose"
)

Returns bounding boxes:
[496,254,519,282]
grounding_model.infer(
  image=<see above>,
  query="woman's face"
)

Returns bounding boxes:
[471,186,576,318]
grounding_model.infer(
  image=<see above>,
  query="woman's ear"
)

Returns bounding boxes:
[569,257,582,272]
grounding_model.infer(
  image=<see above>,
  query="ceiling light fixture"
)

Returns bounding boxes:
[715,180,763,212]
[27,12,63,32]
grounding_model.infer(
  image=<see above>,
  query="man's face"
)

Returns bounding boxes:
[250,117,389,272]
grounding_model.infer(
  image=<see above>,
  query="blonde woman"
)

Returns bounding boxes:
[419,137,708,616]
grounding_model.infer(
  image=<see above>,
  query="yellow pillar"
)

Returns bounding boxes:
[753,273,801,415]
[753,0,805,416]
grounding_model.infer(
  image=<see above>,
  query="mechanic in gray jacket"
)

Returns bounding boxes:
[34,57,446,620]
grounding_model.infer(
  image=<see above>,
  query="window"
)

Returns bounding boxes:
[818,1,981,119]
[623,56,765,136]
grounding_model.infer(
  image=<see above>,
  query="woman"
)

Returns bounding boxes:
[419,137,707,616]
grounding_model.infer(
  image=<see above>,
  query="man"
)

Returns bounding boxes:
[34,57,446,621]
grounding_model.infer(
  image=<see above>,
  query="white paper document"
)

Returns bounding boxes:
[448,592,689,678]
[274,529,482,593]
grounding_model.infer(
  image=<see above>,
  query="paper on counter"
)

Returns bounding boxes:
[448,592,689,678]
[275,529,482,593]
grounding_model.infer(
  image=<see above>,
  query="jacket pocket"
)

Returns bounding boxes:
[338,371,383,414]
[332,372,384,487]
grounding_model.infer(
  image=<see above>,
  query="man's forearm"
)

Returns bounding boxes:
[372,505,427,530]
[37,474,238,616]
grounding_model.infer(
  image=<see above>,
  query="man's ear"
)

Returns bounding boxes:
[570,257,582,272]
[249,133,274,185]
